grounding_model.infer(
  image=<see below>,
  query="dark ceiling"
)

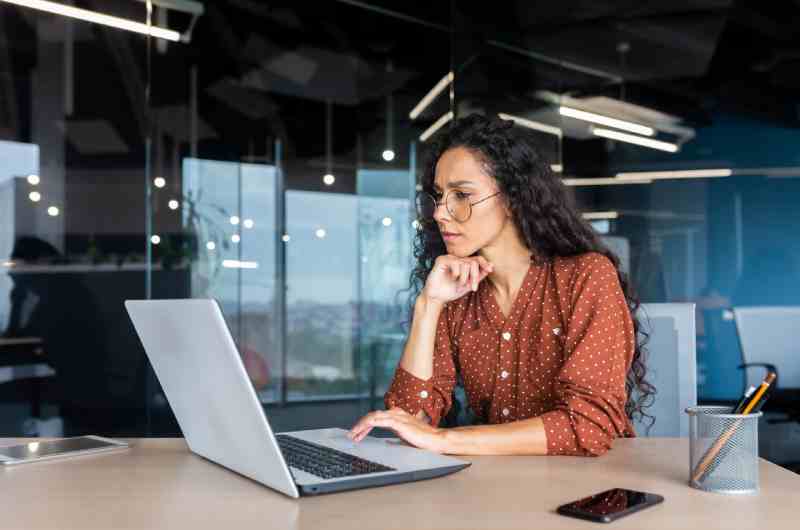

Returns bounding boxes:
[2,0,800,178]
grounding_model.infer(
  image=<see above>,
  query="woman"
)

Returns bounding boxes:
[348,114,652,456]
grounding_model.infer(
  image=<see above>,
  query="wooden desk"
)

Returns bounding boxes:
[0,437,798,529]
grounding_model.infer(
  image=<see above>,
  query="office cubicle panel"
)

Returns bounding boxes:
[635,303,697,437]
[733,306,800,390]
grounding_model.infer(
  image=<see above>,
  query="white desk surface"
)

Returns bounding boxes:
[0,437,798,530]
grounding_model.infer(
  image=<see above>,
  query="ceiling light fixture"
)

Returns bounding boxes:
[0,0,205,42]
[323,100,335,185]
[582,211,619,220]
[498,113,562,137]
[559,106,655,136]
[616,169,732,180]
[419,111,453,142]
[592,128,679,153]
[409,71,454,120]
[563,177,653,186]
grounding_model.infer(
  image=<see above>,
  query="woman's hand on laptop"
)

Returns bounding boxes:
[347,407,448,453]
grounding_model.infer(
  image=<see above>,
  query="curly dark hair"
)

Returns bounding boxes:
[407,113,655,426]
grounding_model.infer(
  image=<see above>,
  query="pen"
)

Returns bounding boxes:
[691,372,776,484]
[732,386,756,414]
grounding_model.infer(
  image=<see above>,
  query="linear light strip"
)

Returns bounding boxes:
[563,177,653,186]
[616,169,732,180]
[592,128,679,153]
[409,71,454,120]
[1,0,181,41]
[582,211,619,220]
[559,106,655,137]
[498,113,562,137]
[419,111,453,142]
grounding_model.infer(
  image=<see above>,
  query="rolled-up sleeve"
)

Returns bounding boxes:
[384,305,457,427]
[539,254,635,456]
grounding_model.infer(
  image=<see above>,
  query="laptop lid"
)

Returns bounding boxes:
[125,299,300,498]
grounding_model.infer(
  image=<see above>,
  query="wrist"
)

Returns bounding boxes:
[416,292,445,315]
[438,427,460,454]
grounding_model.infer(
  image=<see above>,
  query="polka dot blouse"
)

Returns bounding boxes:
[384,252,636,456]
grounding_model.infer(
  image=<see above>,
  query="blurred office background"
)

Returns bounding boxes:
[0,1,798,471]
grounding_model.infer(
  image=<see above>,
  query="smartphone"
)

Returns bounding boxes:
[556,488,664,523]
[0,435,129,465]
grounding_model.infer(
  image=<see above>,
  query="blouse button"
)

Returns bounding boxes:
[501,370,509,379]
[419,390,429,399]
[502,408,510,417]
[552,327,561,336]
[502,332,512,341]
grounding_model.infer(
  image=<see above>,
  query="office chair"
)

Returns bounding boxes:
[733,306,800,473]
[732,306,800,425]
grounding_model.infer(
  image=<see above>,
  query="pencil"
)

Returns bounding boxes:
[732,386,756,414]
[690,372,776,484]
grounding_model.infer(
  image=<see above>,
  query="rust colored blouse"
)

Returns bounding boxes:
[384,252,636,456]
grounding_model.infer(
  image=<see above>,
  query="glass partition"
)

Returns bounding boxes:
[0,1,150,437]
[1,2,798,478]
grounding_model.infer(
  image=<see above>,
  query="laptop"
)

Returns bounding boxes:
[125,299,470,498]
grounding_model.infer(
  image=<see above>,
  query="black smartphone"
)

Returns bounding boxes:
[556,488,664,523]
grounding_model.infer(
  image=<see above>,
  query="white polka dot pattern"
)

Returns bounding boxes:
[384,252,636,456]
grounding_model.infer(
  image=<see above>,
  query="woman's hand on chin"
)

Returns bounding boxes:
[422,254,493,303]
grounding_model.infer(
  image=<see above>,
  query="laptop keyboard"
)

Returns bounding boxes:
[275,434,396,479]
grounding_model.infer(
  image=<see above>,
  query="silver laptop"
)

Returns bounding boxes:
[125,299,470,498]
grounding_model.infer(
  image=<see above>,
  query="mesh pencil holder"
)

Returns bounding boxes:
[686,406,762,494]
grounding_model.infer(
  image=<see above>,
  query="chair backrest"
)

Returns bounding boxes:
[634,303,697,437]
[732,306,800,390]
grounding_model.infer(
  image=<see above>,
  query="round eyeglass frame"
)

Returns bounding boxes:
[415,190,501,223]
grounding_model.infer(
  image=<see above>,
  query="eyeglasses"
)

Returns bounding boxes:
[415,189,501,223]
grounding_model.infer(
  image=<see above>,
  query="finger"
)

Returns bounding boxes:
[351,409,400,441]
[476,255,494,272]
[458,261,469,286]
[470,260,480,291]
[355,418,390,442]
[351,414,384,441]
[348,422,370,440]
[348,425,372,442]
[438,255,455,273]
[448,261,460,281]
[358,416,398,442]
[348,412,379,438]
